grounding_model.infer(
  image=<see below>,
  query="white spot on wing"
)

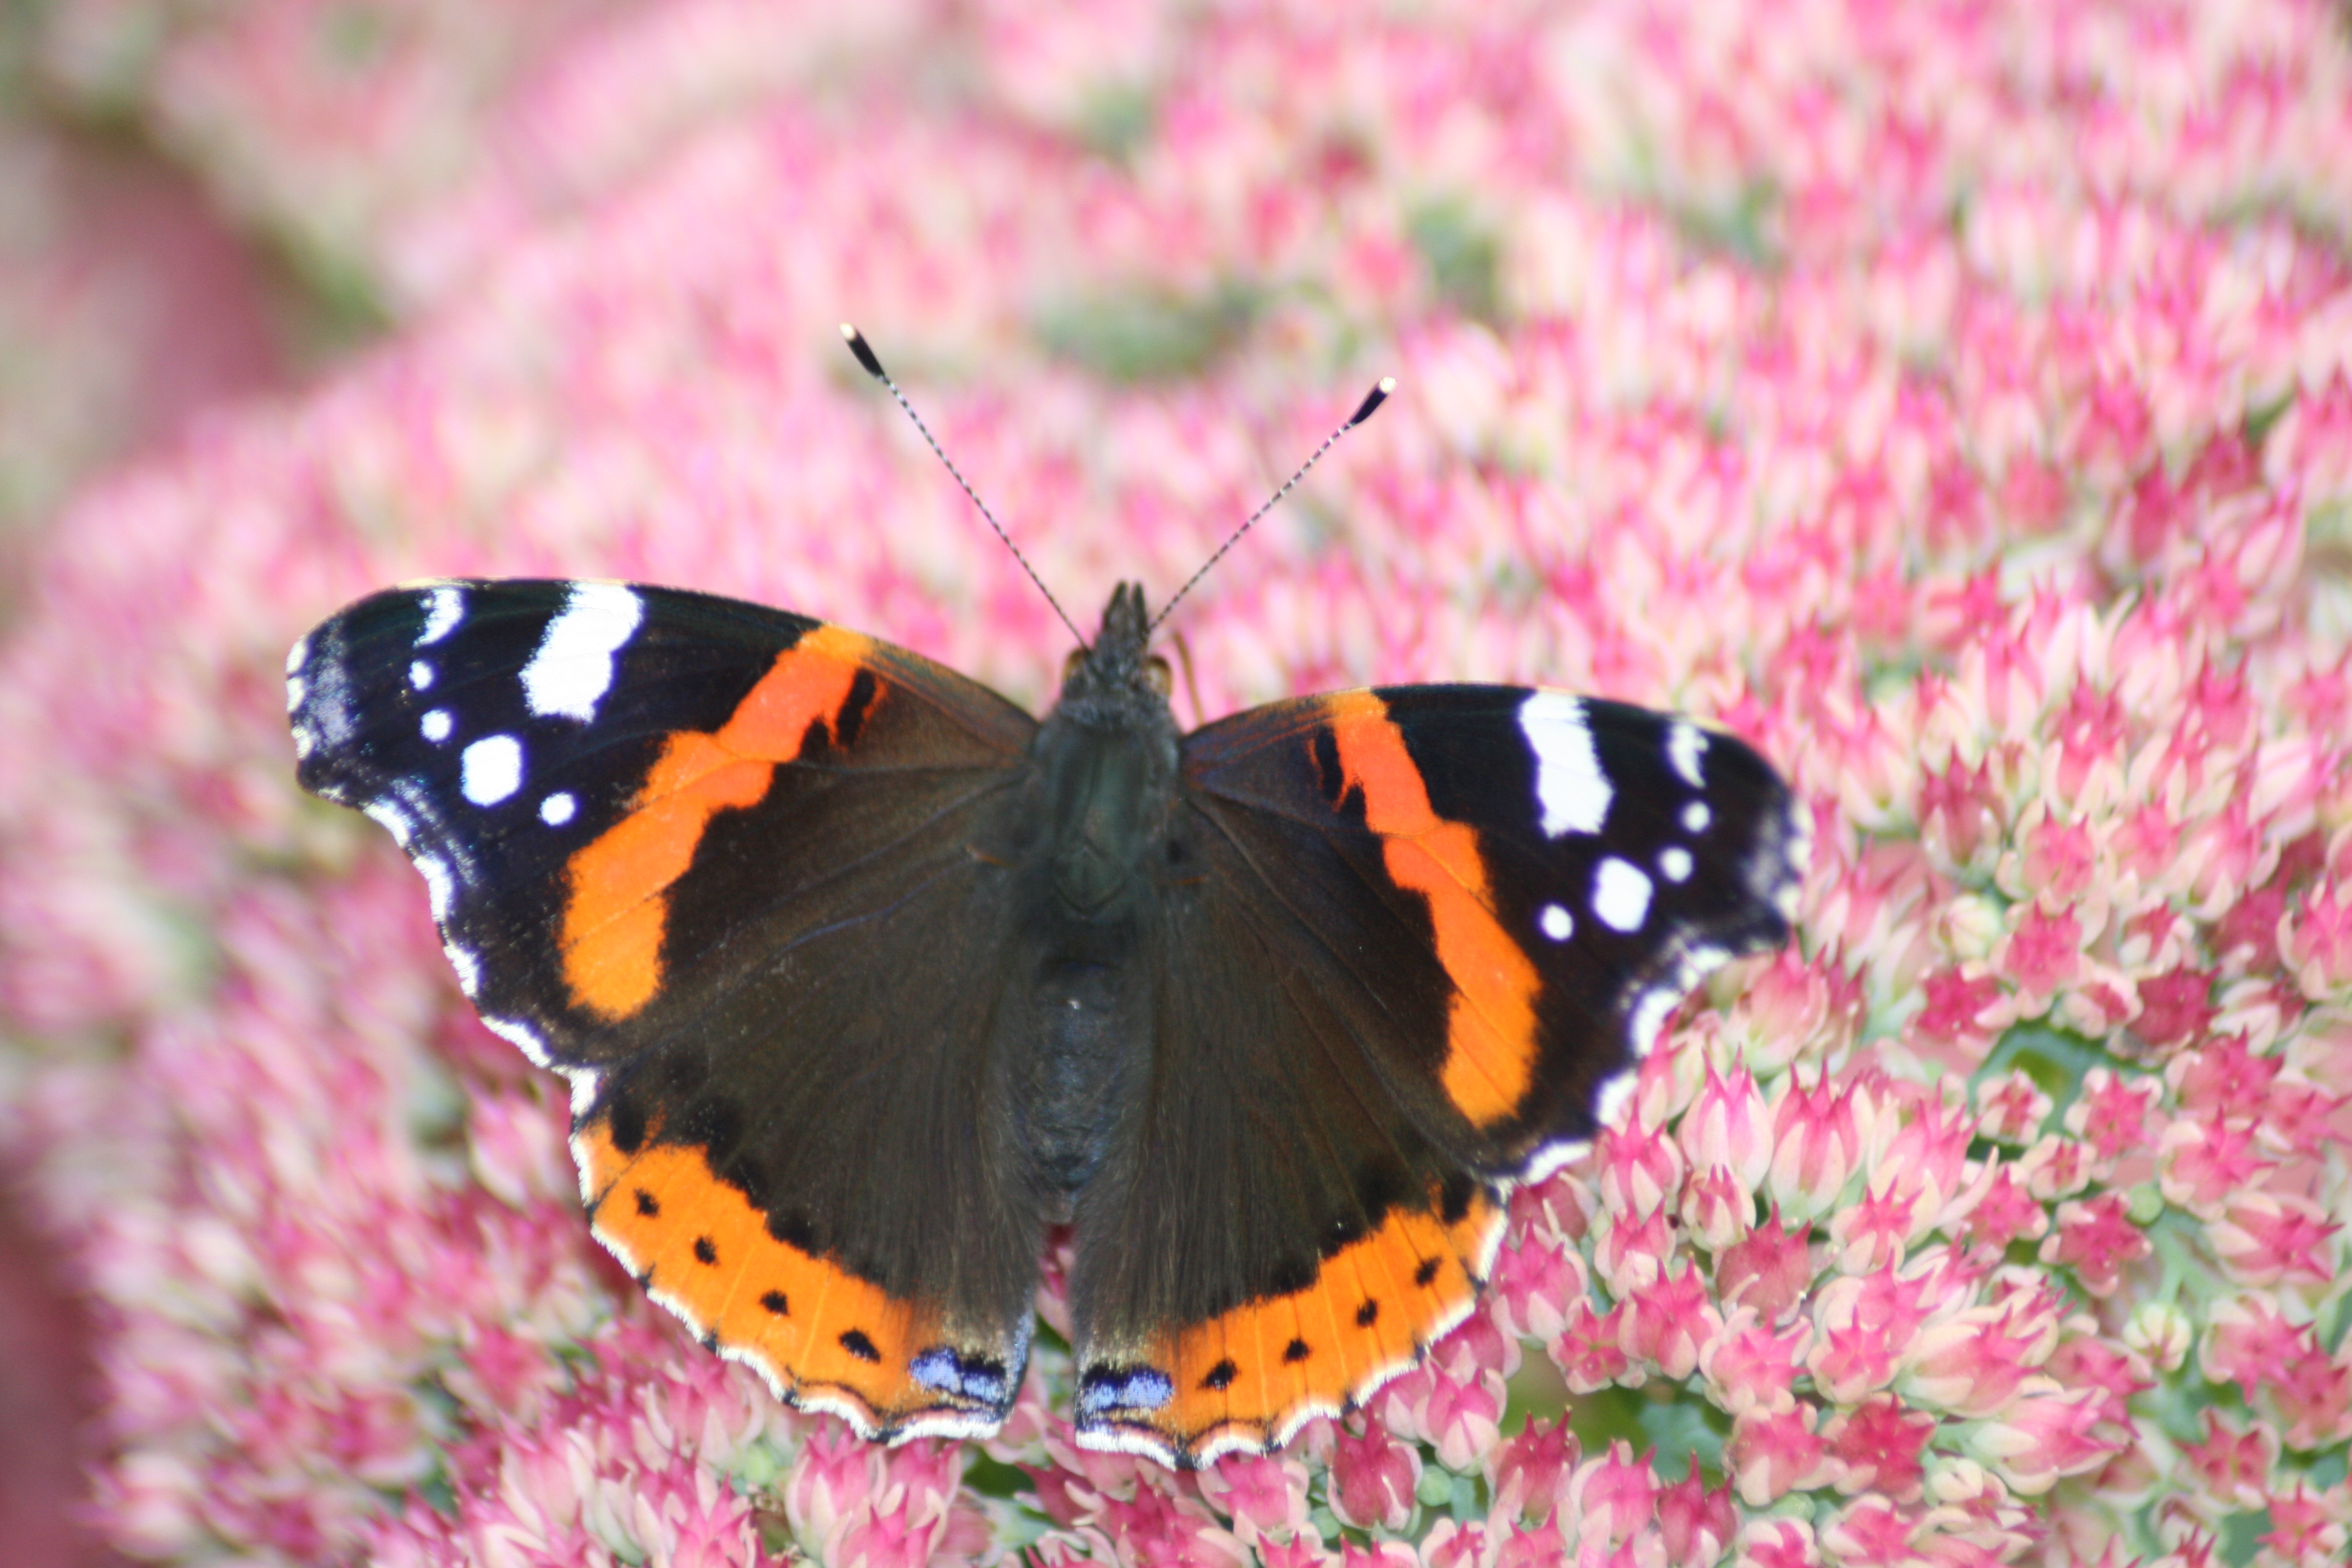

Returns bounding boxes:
[416,586,465,645]
[420,709,453,743]
[1540,903,1574,941]
[567,1068,600,1121]
[286,635,310,676]
[409,659,435,690]
[1668,721,1708,788]
[1661,846,1693,883]
[1593,856,1653,932]
[523,583,643,722]
[285,675,306,714]
[540,792,577,826]
[461,735,523,805]
[444,941,480,995]
[1519,691,1611,837]
[1682,801,1711,834]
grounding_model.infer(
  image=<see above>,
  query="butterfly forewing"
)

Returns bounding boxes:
[290,580,1047,1442]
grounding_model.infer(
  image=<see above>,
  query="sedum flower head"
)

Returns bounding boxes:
[4,2,2351,1566]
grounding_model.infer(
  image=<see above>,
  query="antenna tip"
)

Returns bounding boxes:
[841,324,886,381]
[1347,377,1396,428]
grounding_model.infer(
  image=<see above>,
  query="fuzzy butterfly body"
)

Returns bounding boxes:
[288,574,1805,1466]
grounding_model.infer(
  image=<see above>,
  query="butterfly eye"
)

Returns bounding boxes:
[1144,656,1174,697]
[1063,649,1088,684]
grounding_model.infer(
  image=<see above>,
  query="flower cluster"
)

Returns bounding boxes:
[1,2,2349,1566]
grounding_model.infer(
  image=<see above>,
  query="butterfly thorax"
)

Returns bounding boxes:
[1006,583,1181,1205]
[1031,583,1181,919]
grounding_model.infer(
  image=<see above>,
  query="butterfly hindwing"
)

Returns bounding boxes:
[1066,684,1806,1464]
[289,580,1047,1439]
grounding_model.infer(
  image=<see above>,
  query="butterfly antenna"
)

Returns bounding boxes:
[1148,376,1394,632]
[841,324,1086,647]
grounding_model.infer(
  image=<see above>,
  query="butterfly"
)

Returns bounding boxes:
[285,333,1806,1469]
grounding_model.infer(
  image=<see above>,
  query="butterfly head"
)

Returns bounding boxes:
[1057,583,1174,721]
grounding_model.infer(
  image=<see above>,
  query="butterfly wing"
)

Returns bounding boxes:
[1068,684,1806,1465]
[290,580,1046,1440]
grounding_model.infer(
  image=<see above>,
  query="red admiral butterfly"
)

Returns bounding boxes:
[286,333,1806,1468]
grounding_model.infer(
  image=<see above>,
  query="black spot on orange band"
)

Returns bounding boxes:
[572,1116,1012,1436]
[1083,1184,1504,1463]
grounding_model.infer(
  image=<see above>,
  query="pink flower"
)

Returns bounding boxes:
[1492,1521,1569,1568]
[1619,1262,1720,1380]
[1487,1232,1581,1342]
[1821,1397,1936,1504]
[1913,967,2004,1048]
[2281,881,2352,999]
[1807,1264,1945,1407]
[1680,1163,1754,1252]
[2135,964,2218,1048]
[1385,1360,1503,1475]
[1592,1206,1676,1298]
[2062,1068,2160,1168]
[1594,1112,1688,1220]
[1953,1165,2048,1256]
[1326,1425,1419,1532]
[1677,1065,1773,1191]
[1654,1455,1735,1568]
[783,1422,874,1555]
[1487,1418,1576,1526]
[1197,1451,1309,1542]
[1970,1071,2051,1145]
[1713,1210,1813,1322]
[2175,1408,2277,1510]
[1959,1385,2115,1495]
[1418,1518,1501,1568]
[2158,1117,2267,1217]
[1552,1300,1633,1394]
[2167,1033,2282,1121]
[2259,1478,2351,1565]
[1997,903,2081,1006]
[1701,1308,1813,1418]
[2206,1189,2343,1287]
[1094,1481,1247,1568]
[1735,1517,1820,1568]
[2037,1193,2152,1297]
[1725,1405,1838,1508]
[1767,1072,1861,1222]
[1564,1441,1657,1546]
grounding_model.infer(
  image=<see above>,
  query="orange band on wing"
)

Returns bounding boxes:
[560,626,873,1019]
[1324,691,1539,1126]
[1130,1189,1503,1459]
[574,1119,952,1428]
